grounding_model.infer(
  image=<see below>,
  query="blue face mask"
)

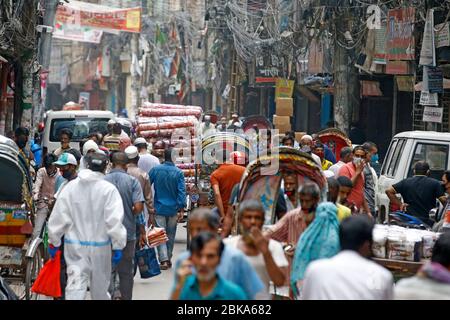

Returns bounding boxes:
[371,154,379,163]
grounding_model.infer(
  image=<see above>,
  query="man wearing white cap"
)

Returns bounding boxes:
[300,135,322,168]
[134,137,160,175]
[201,115,216,137]
[125,146,154,226]
[79,140,102,170]
[228,113,242,128]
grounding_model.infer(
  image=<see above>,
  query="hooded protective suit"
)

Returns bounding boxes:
[48,169,127,300]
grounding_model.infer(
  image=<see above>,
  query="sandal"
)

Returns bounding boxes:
[160,261,170,270]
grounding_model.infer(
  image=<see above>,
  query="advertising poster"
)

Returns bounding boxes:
[386,7,415,61]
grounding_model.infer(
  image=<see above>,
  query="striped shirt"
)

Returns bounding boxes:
[266,208,306,246]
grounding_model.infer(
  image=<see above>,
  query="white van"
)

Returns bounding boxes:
[376,131,450,223]
[42,110,115,154]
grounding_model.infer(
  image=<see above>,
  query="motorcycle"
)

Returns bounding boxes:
[389,211,431,230]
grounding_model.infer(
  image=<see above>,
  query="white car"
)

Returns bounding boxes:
[42,110,115,154]
[376,131,450,223]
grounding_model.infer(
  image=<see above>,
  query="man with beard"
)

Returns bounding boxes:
[264,182,321,299]
[281,172,299,212]
[172,208,265,299]
[224,200,288,295]
[171,232,246,300]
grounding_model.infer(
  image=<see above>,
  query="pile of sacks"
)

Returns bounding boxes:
[372,224,441,262]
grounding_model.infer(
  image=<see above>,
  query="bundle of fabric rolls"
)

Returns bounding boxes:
[136,102,202,198]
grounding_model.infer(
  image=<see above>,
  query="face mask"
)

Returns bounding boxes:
[61,170,72,179]
[353,157,362,166]
[371,154,379,163]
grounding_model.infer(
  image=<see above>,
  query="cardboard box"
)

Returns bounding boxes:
[273,115,291,126]
[295,132,306,143]
[121,60,131,73]
[274,123,292,134]
[276,98,294,116]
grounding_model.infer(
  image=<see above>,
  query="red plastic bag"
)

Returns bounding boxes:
[31,250,62,298]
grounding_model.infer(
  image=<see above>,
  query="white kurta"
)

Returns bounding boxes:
[302,251,394,300]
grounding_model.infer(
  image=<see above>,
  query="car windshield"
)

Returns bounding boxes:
[50,118,110,142]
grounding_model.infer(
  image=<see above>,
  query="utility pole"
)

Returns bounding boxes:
[35,0,59,122]
[333,4,354,135]
[130,33,141,117]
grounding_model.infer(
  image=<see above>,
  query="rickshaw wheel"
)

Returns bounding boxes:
[25,244,44,300]
[4,269,27,300]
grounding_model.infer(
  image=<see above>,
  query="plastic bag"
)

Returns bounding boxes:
[31,251,62,298]
[134,246,161,279]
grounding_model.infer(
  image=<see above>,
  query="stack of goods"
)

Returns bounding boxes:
[136,102,202,196]
[372,224,441,262]
[273,97,293,134]
[146,227,169,248]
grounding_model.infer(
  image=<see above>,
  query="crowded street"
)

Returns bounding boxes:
[0,0,450,305]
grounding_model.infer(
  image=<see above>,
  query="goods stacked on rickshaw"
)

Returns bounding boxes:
[372,224,441,262]
[136,102,202,199]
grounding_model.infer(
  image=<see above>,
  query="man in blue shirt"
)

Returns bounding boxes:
[104,152,145,300]
[171,232,246,300]
[149,147,186,270]
[172,208,266,299]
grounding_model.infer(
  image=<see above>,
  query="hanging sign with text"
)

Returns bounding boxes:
[422,106,443,123]
[387,7,416,61]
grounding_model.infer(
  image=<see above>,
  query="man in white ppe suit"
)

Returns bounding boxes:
[48,152,127,300]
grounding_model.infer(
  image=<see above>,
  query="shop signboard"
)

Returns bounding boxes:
[396,76,414,92]
[275,78,295,98]
[373,23,387,64]
[419,9,435,66]
[254,54,286,87]
[422,106,443,123]
[386,7,415,61]
[55,1,142,34]
[419,91,439,106]
[436,22,450,48]
[424,67,443,94]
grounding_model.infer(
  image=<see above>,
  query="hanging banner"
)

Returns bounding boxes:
[419,9,435,66]
[423,106,443,123]
[387,7,415,61]
[419,91,439,106]
[424,66,443,93]
[386,60,411,75]
[435,22,450,48]
[275,78,295,98]
[53,23,103,43]
[55,0,142,34]
[373,23,387,64]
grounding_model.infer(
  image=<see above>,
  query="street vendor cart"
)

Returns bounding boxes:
[0,135,44,300]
